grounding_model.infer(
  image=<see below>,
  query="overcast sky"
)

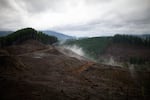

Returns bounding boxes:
[0,0,150,37]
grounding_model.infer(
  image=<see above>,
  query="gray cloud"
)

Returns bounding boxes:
[16,0,64,13]
[0,0,150,36]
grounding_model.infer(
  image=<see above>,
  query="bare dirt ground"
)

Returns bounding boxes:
[0,40,150,100]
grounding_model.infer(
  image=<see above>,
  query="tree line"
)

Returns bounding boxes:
[113,34,150,47]
[0,28,58,47]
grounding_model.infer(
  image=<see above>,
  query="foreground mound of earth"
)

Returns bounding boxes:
[0,40,150,100]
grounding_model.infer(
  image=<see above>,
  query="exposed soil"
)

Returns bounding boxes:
[0,40,150,100]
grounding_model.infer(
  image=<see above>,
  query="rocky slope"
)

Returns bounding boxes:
[0,40,150,100]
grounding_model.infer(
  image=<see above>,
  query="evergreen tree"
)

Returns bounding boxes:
[0,28,58,47]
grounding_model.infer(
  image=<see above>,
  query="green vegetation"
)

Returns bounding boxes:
[129,57,147,65]
[128,57,150,70]
[64,34,150,65]
[65,37,112,60]
[0,28,58,47]
[113,34,150,47]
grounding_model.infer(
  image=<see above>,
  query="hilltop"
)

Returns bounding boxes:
[0,29,74,41]
[0,28,58,47]
[0,28,150,100]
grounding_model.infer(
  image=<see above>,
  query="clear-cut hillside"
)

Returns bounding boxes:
[0,39,150,100]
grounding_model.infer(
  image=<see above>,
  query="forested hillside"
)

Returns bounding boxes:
[0,28,58,47]
[113,34,150,47]
[64,34,150,67]
[65,37,111,59]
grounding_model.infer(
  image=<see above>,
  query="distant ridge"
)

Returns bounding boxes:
[42,30,74,41]
[0,31,13,36]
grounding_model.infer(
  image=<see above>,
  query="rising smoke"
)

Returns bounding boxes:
[56,44,86,60]
[59,44,124,67]
[64,45,85,57]
[60,44,122,65]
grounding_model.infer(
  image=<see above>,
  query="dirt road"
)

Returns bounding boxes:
[72,61,95,74]
[17,46,53,56]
